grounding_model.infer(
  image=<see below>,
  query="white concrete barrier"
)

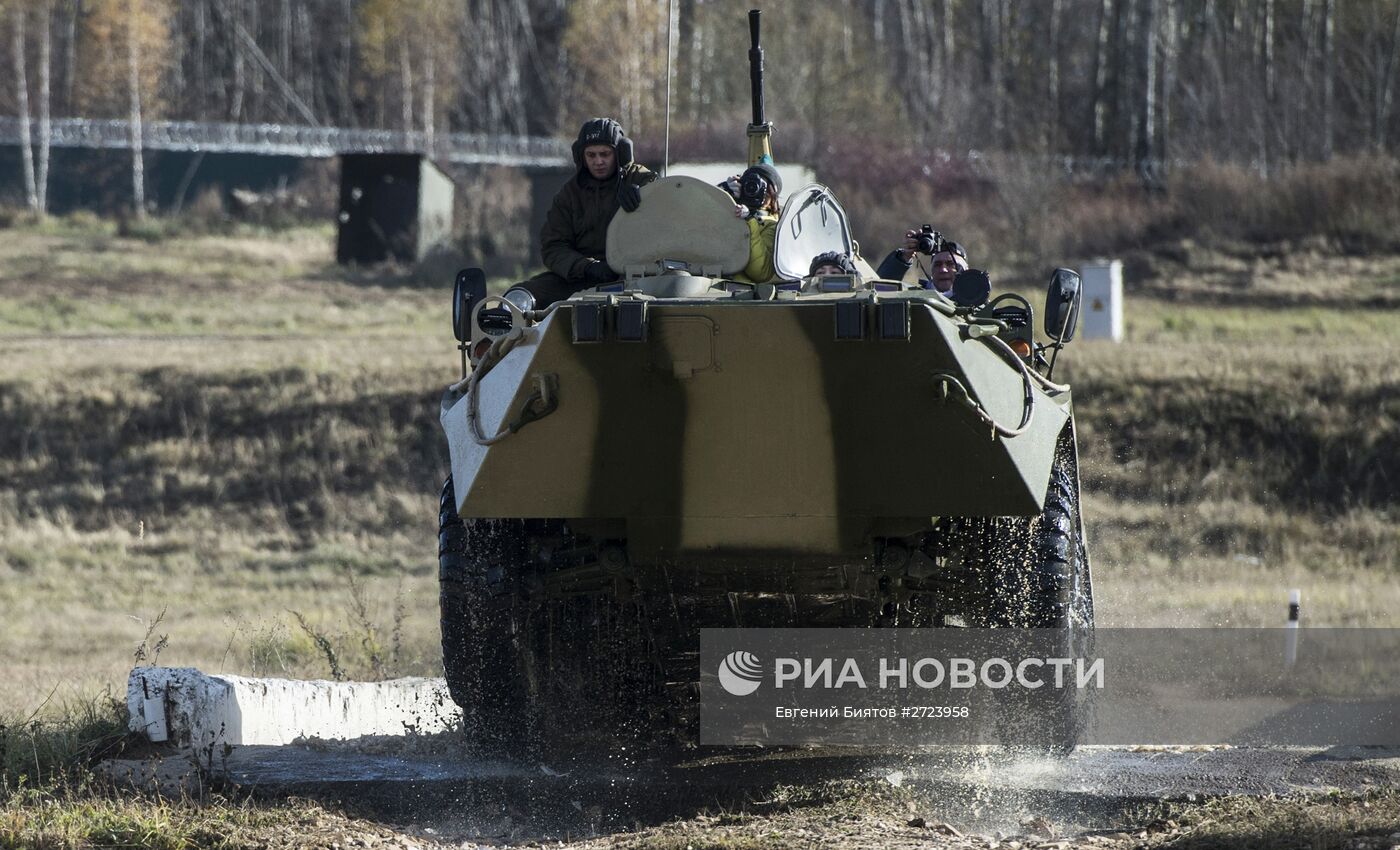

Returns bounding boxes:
[127,667,460,750]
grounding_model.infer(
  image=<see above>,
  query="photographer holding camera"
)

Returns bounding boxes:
[875,225,969,295]
[719,163,784,283]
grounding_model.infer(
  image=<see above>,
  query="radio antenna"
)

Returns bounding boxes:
[663,0,676,176]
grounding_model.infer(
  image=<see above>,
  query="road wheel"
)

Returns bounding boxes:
[981,428,1093,630]
[977,427,1096,752]
[438,476,537,759]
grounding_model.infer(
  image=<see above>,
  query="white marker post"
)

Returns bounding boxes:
[1284,589,1301,667]
[141,676,168,743]
[1081,260,1124,342]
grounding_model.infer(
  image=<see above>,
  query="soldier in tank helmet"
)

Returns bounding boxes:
[808,250,858,277]
[504,118,657,310]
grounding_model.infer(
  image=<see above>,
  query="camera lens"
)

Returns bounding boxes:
[739,174,768,207]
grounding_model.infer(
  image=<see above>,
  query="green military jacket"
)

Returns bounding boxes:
[540,163,657,281]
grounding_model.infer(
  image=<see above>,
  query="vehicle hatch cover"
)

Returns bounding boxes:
[607,176,751,275]
[772,183,854,281]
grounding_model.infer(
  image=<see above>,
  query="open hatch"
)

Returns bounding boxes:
[605,176,751,279]
[772,183,855,280]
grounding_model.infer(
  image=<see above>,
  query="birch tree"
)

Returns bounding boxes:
[1368,0,1400,148]
[77,0,172,216]
[4,0,50,213]
[1091,0,1113,153]
[560,0,666,134]
[360,0,462,139]
[1159,0,1178,169]
[1322,0,1335,159]
[127,0,144,216]
[1137,0,1157,175]
[12,3,37,210]
[36,0,50,213]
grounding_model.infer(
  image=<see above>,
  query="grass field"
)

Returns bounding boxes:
[1,219,1397,722]
[0,223,452,720]
[0,216,1397,848]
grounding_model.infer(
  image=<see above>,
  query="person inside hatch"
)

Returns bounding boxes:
[808,251,858,277]
[719,163,784,283]
[503,117,656,311]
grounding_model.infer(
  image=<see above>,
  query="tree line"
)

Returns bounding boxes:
[5,0,1400,215]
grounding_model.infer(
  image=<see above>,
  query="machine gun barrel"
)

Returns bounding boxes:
[745,9,774,166]
[748,10,765,126]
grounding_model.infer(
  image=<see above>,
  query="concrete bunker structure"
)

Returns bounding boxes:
[336,153,455,264]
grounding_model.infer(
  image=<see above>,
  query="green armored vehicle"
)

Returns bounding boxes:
[437,12,1092,754]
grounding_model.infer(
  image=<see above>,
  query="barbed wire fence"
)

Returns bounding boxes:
[0,117,572,168]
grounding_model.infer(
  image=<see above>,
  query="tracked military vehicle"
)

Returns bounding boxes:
[437,11,1092,754]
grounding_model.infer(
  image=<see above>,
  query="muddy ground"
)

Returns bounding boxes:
[93,736,1400,849]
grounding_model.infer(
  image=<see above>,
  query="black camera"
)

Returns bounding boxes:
[913,224,941,256]
[739,171,770,209]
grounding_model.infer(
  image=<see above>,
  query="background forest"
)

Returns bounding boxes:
[4,0,1399,167]
[5,0,1400,271]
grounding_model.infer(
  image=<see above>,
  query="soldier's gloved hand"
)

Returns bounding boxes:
[583,261,614,285]
[617,182,642,213]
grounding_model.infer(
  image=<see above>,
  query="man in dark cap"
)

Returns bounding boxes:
[875,228,969,295]
[925,241,969,294]
[505,117,656,310]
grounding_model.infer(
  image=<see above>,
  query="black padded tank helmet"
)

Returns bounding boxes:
[571,117,634,173]
[808,250,857,276]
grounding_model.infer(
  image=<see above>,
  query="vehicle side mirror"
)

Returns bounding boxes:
[951,269,991,309]
[453,268,487,342]
[1044,268,1081,342]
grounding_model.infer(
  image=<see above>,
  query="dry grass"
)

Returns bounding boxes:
[0,787,430,849]
[1070,300,1400,627]
[1133,790,1400,850]
[1073,339,1398,522]
[0,224,443,337]
[0,220,454,719]
[0,520,442,717]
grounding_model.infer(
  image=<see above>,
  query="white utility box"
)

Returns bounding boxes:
[1081,260,1123,341]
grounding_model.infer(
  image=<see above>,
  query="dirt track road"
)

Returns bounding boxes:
[203,741,1400,847]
